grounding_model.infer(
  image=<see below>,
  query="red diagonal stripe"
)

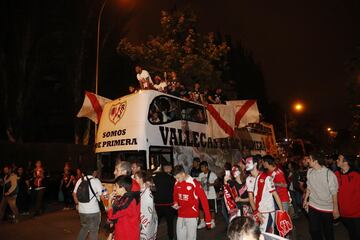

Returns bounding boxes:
[207,105,234,136]
[86,91,102,123]
[235,100,256,126]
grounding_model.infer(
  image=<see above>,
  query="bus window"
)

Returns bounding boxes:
[180,101,206,123]
[149,146,173,170]
[148,96,181,124]
[148,95,206,124]
[98,150,146,182]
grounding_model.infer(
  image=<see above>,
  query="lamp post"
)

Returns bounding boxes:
[95,0,109,95]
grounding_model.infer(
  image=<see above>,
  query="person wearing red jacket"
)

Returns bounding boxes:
[335,154,360,240]
[173,165,211,240]
[107,175,140,240]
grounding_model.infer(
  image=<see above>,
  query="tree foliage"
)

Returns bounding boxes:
[346,46,360,150]
[117,10,230,88]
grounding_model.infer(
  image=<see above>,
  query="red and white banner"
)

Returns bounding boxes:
[206,100,259,138]
[76,91,111,124]
[275,210,293,237]
[206,104,235,138]
[226,100,259,128]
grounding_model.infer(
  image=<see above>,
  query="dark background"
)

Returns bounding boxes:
[0,0,359,151]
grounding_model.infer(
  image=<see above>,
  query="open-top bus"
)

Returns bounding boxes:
[95,90,277,181]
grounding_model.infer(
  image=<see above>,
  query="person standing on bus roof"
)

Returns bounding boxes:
[128,85,138,94]
[153,75,168,93]
[189,82,204,103]
[208,87,225,104]
[173,165,212,240]
[135,66,153,89]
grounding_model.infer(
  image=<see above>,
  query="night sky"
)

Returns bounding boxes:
[124,0,360,129]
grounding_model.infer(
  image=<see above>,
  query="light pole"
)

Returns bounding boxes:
[95,0,109,95]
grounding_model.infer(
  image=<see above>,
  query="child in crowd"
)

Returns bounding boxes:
[107,175,140,240]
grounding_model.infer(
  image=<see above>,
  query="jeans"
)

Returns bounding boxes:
[342,217,360,240]
[17,190,30,213]
[62,187,73,208]
[308,207,334,240]
[176,217,198,240]
[282,202,289,212]
[289,190,301,214]
[32,188,45,215]
[78,212,101,240]
[0,195,19,221]
[221,198,229,225]
[156,205,176,240]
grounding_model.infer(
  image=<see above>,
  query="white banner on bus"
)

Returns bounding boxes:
[226,100,260,128]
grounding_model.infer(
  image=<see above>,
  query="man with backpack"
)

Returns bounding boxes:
[303,153,339,240]
[73,168,104,240]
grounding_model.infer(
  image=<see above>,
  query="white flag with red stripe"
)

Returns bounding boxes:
[226,100,259,128]
[76,91,111,124]
[206,104,235,138]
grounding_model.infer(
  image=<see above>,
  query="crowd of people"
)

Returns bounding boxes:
[70,152,359,240]
[131,65,227,105]
[219,152,359,240]
[0,160,49,223]
[1,152,359,240]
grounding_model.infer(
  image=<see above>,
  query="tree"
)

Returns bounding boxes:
[0,0,132,144]
[117,10,230,88]
[345,46,360,152]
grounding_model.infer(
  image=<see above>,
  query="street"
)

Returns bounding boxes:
[0,207,349,240]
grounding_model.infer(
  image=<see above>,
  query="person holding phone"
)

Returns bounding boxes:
[173,165,212,240]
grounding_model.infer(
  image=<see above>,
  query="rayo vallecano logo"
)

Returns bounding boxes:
[109,101,127,124]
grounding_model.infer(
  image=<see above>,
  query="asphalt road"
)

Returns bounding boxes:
[0,207,349,240]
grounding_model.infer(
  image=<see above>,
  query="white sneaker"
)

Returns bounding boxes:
[210,220,216,229]
[197,220,206,229]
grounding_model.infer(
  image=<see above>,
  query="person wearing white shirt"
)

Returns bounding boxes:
[73,171,104,240]
[197,161,218,229]
[245,156,283,234]
[135,66,153,89]
[153,75,168,92]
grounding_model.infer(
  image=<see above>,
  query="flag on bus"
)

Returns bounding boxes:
[226,100,260,128]
[76,91,111,124]
[206,104,235,138]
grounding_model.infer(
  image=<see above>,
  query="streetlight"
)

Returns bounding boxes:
[284,101,305,140]
[293,103,304,112]
[327,127,332,132]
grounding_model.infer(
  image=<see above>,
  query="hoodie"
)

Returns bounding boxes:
[335,168,360,218]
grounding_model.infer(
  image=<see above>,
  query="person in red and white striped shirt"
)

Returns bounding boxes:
[173,165,211,240]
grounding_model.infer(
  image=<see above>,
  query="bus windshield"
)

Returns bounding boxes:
[98,150,146,182]
[148,95,207,124]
